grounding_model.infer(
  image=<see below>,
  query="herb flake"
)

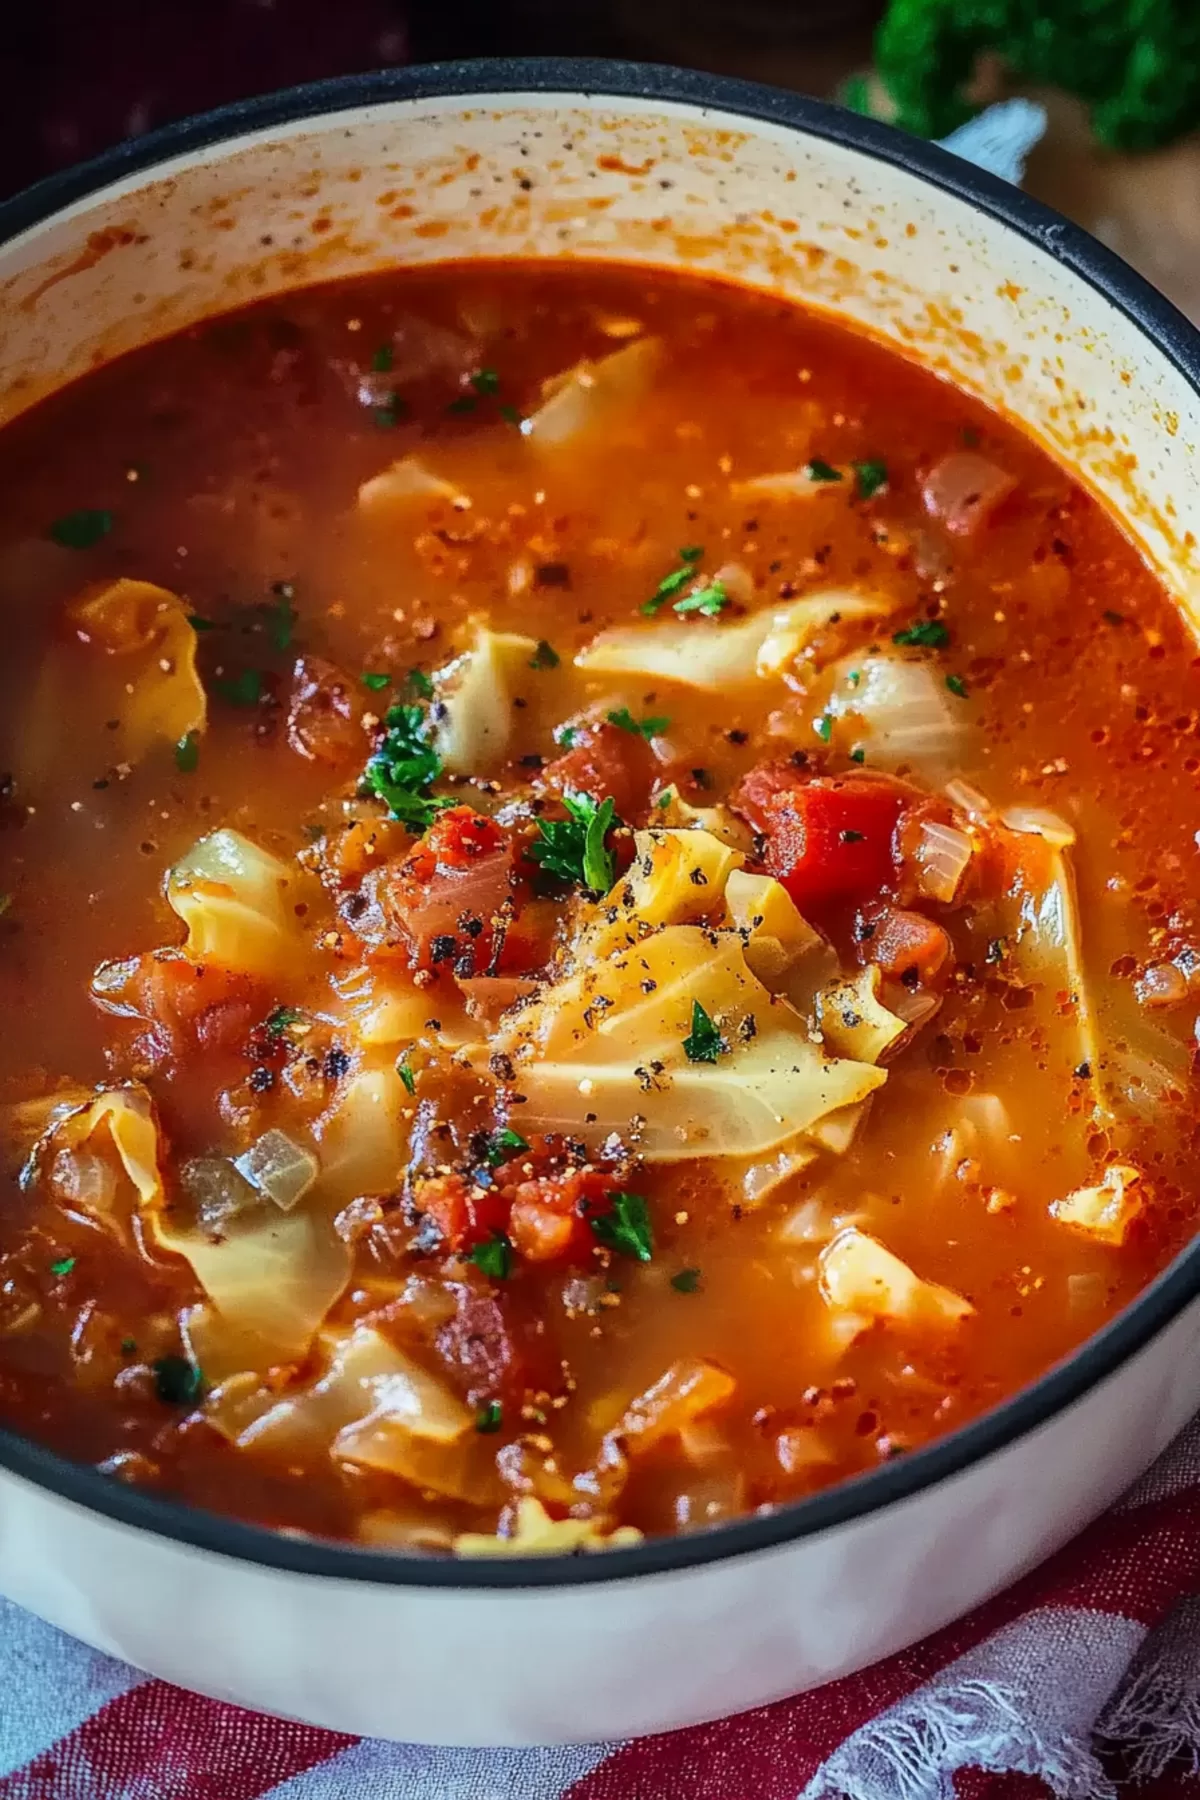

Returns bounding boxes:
[673,581,728,618]
[152,1355,204,1406]
[483,1127,529,1167]
[50,1256,75,1277]
[683,999,726,1064]
[530,792,618,895]
[215,669,263,707]
[893,619,950,649]
[805,459,843,483]
[470,1232,514,1280]
[397,1058,416,1095]
[174,729,199,773]
[671,1267,701,1294]
[362,702,449,830]
[48,508,112,550]
[265,1005,304,1039]
[591,1191,653,1263]
[945,673,969,698]
[853,460,888,499]
[529,639,560,670]
[606,707,670,740]
[476,1398,504,1433]
[361,671,391,691]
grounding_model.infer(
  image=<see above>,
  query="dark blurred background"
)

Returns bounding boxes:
[0,0,880,201]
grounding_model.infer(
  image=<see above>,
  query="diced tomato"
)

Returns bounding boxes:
[346,807,530,976]
[412,1172,509,1253]
[507,1169,614,1264]
[539,720,654,822]
[858,902,953,985]
[131,953,266,1053]
[734,763,908,914]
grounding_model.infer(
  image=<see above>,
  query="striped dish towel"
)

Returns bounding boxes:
[3,1414,1200,1797]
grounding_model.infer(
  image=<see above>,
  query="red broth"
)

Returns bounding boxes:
[0,259,1196,1554]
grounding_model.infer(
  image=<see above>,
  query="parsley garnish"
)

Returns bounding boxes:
[498,403,523,428]
[362,702,449,830]
[555,725,578,749]
[674,582,728,618]
[841,828,865,844]
[407,668,434,700]
[215,669,263,707]
[806,459,842,483]
[174,730,199,773]
[606,707,670,740]
[850,747,866,764]
[483,1127,529,1167]
[152,1356,204,1406]
[529,639,560,670]
[397,1058,416,1095]
[470,368,501,395]
[48,508,112,549]
[530,793,618,895]
[683,999,726,1064]
[945,673,969,698]
[447,394,477,416]
[361,671,391,691]
[814,714,833,742]
[120,1337,137,1355]
[643,546,705,616]
[853,460,888,499]
[265,1005,303,1039]
[476,1399,504,1433]
[268,581,296,651]
[591,1191,653,1263]
[470,1232,514,1280]
[50,1256,75,1277]
[188,614,217,631]
[671,1267,701,1294]
[893,619,950,649]
[373,395,405,429]
[371,343,394,373]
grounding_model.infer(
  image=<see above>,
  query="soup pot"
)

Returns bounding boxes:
[2,59,1200,1749]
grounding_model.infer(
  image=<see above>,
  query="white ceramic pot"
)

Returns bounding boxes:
[2,61,1200,1749]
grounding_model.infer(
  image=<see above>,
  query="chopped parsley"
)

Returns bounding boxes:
[671,1267,702,1294]
[361,671,391,691]
[655,789,673,810]
[555,725,578,750]
[591,1191,653,1263]
[850,747,866,764]
[470,1232,514,1280]
[265,1005,304,1039]
[498,404,524,428]
[470,368,501,395]
[606,707,670,740]
[49,1256,75,1278]
[683,999,726,1064]
[529,639,560,670]
[152,1355,204,1406]
[945,673,969,698]
[673,581,728,618]
[407,668,434,700]
[643,546,705,616]
[853,460,888,499]
[373,395,405,429]
[397,1058,417,1095]
[530,793,618,895]
[215,669,263,707]
[893,619,950,649]
[268,581,296,652]
[805,459,843,483]
[814,713,833,743]
[841,828,865,844]
[446,394,478,416]
[48,508,112,549]
[483,1126,529,1167]
[362,702,449,830]
[188,613,217,631]
[120,1337,138,1355]
[476,1399,504,1433]
[174,730,199,773]
[371,343,394,373]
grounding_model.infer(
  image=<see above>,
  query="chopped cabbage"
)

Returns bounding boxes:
[819,1227,974,1333]
[524,337,661,448]
[313,1066,409,1205]
[1050,1163,1143,1245]
[455,1497,643,1556]
[167,829,305,975]
[579,828,742,960]
[654,788,752,850]
[357,457,465,515]
[816,966,908,1064]
[826,653,973,777]
[432,625,540,774]
[576,591,892,692]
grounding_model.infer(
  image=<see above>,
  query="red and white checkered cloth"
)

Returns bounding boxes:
[4,1416,1200,1800]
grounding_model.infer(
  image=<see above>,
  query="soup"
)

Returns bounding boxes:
[0,260,1196,1555]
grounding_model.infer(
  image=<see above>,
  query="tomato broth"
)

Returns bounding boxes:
[0,260,1196,1554]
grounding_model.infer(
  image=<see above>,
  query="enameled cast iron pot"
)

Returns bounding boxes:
[2,59,1200,1748]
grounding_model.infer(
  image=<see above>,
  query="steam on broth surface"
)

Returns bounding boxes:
[0,260,1196,1554]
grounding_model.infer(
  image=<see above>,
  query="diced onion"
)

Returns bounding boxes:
[828,654,972,778]
[921,451,1016,536]
[944,778,991,817]
[998,805,1076,848]
[913,819,974,904]
[710,561,756,606]
[179,1156,261,1237]
[234,1130,319,1212]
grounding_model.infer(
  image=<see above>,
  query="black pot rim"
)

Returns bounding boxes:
[2,57,1199,1592]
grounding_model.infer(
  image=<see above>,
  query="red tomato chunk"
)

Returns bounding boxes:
[735,764,908,913]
